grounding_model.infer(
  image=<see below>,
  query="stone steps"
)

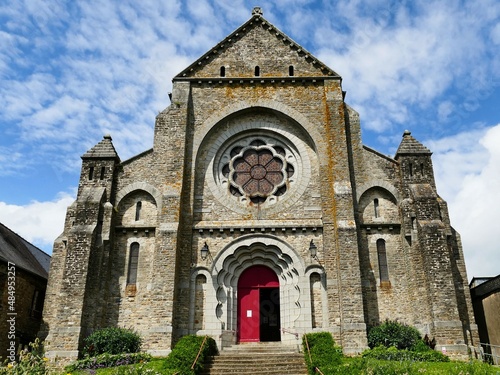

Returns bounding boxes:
[200,342,308,375]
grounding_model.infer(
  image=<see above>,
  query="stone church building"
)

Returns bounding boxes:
[41,8,477,361]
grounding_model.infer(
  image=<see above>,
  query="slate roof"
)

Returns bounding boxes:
[82,134,120,160]
[0,222,51,279]
[395,130,432,156]
[470,274,500,298]
[174,7,341,80]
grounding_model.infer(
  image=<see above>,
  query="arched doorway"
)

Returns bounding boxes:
[238,265,281,342]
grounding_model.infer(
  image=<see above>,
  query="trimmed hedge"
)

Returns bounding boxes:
[302,332,343,374]
[162,335,218,374]
[83,327,142,357]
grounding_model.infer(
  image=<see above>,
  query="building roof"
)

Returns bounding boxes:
[174,7,341,81]
[395,130,432,157]
[82,134,120,160]
[470,274,500,298]
[0,222,51,279]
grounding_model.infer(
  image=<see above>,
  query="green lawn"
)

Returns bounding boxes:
[69,357,168,374]
[333,357,499,375]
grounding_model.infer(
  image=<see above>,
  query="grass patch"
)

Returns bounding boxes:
[335,357,499,374]
[70,357,166,374]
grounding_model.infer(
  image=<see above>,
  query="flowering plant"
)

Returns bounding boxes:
[0,338,48,375]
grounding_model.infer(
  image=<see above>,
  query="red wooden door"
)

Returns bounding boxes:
[238,287,260,342]
[238,265,279,342]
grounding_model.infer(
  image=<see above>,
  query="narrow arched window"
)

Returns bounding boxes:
[127,242,139,284]
[374,198,380,218]
[220,66,225,77]
[377,239,389,282]
[88,166,94,180]
[100,166,105,180]
[409,162,413,177]
[289,65,294,76]
[254,66,260,76]
[135,201,142,221]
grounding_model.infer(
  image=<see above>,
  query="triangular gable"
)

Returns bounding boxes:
[175,7,340,80]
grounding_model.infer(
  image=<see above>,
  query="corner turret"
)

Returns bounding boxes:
[395,130,436,189]
[79,134,120,201]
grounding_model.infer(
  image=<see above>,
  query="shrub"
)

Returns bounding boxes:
[65,352,152,372]
[83,327,142,357]
[367,320,421,350]
[410,338,431,352]
[162,335,218,374]
[302,332,343,374]
[362,345,449,362]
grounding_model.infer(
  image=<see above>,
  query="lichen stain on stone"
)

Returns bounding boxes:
[321,86,338,223]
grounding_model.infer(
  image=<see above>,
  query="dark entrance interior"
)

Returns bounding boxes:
[260,287,281,341]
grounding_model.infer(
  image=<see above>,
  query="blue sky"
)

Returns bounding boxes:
[0,0,499,280]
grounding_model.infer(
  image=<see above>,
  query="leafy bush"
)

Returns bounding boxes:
[302,332,343,374]
[367,320,421,350]
[162,335,218,374]
[83,327,142,357]
[362,345,449,362]
[65,352,152,372]
[410,338,431,352]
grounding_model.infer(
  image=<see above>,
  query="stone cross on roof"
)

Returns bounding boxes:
[252,7,263,16]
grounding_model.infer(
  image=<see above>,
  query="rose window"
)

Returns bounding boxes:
[221,139,295,204]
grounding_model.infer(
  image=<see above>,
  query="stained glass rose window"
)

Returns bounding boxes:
[221,139,295,204]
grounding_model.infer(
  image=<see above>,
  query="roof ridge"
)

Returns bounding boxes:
[0,222,49,257]
[0,222,50,277]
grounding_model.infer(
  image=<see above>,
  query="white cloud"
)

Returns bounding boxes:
[0,0,499,281]
[437,101,454,122]
[430,124,500,279]
[314,1,500,133]
[0,147,25,175]
[0,190,75,253]
[492,22,500,44]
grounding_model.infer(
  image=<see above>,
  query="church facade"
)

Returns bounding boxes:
[41,8,477,361]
